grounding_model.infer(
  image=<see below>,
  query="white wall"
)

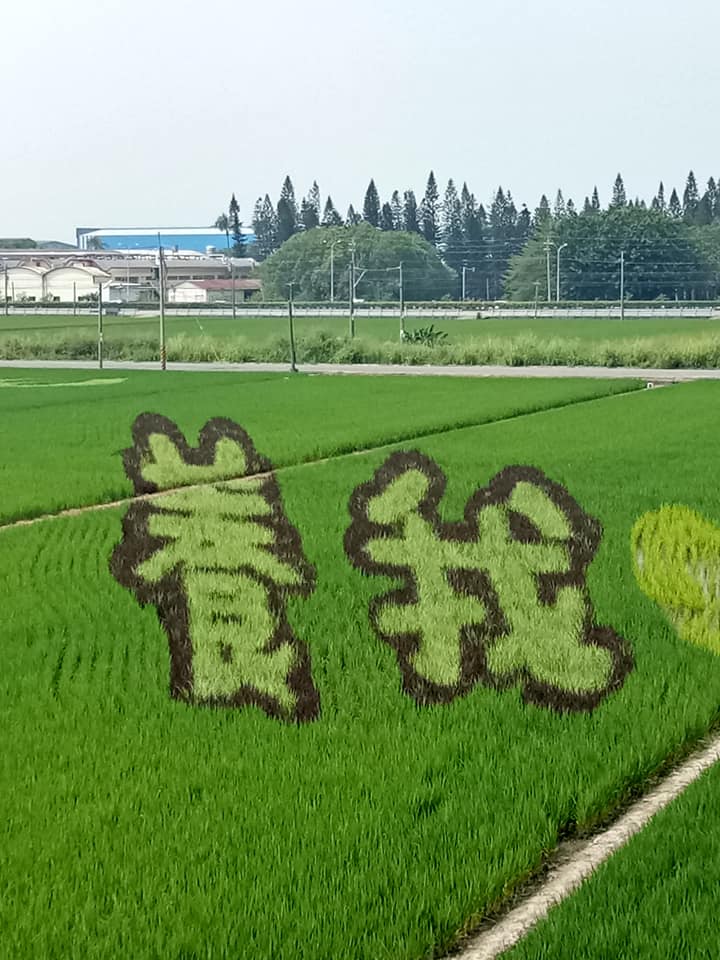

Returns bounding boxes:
[168,283,207,304]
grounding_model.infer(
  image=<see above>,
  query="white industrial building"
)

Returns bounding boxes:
[0,250,259,303]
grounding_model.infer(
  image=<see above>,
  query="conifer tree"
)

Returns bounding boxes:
[300,195,319,231]
[591,186,601,212]
[683,170,700,223]
[363,179,381,227]
[252,194,279,259]
[379,203,395,231]
[533,194,551,227]
[420,171,440,245]
[277,176,298,244]
[346,204,361,226]
[440,179,464,271]
[553,189,566,219]
[609,174,626,208]
[402,190,420,233]
[228,193,246,256]
[668,188,682,219]
[321,196,343,227]
[566,198,577,217]
[390,190,403,230]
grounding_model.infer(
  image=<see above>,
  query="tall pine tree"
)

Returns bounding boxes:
[363,180,381,227]
[403,190,420,233]
[683,170,700,223]
[228,193,246,256]
[321,197,343,227]
[420,171,440,245]
[390,190,403,230]
[277,176,298,244]
[252,194,279,259]
[668,188,682,219]
[609,174,627,208]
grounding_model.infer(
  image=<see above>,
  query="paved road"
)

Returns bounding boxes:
[1,358,720,382]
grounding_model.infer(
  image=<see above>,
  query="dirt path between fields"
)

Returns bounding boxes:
[1,358,720,380]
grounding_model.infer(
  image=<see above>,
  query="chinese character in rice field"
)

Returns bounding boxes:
[632,505,720,656]
[111,414,319,722]
[345,451,633,712]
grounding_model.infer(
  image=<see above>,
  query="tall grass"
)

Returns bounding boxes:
[3,330,720,367]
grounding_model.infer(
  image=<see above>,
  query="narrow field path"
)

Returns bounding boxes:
[1,358,720,380]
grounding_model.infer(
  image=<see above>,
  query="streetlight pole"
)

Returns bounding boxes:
[157,235,167,370]
[556,242,568,303]
[533,280,540,319]
[349,240,356,338]
[329,238,343,303]
[544,237,554,302]
[287,282,298,373]
[97,282,104,369]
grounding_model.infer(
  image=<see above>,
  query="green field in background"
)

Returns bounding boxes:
[2,377,720,958]
[0,369,637,522]
[3,311,720,344]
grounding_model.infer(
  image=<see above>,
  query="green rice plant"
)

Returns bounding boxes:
[632,504,720,655]
[0,370,637,522]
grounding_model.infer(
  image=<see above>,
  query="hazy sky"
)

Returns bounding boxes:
[2,0,718,241]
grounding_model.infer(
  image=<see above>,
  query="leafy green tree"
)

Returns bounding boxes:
[277,176,299,243]
[363,179,381,227]
[321,196,343,227]
[258,224,456,302]
[420,171,439,245]
[610,173,626,208]
[505,206,713,301]
[402,190,420,233]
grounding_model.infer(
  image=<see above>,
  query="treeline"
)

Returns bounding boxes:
[216,170,720,301]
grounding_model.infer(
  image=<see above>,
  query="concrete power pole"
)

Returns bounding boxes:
[544,237,553,302]
[620,250,626,321]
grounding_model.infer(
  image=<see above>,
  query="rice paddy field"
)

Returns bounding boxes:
[2,368,720,958]
[4,310,720,344]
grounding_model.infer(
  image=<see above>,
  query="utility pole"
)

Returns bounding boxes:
[73,281,77,317]
[157,235,167,370]
[287,282,297,373]
[3,260,8,316]
[399,261,405,340]
[349,239,356,338]
[556,243,568,303]
[462,265,467,301]
[230,259,237,321]
[544,237,554,302]
[620,250,625,321]
[97,282,104,369]
[533,280,540,319]
[329,238,342,303]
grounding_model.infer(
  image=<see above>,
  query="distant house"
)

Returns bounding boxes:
[168,278,262,304]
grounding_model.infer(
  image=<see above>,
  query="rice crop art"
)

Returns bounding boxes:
[110,414,320,722]
[345,452,634,711]
[632,505,720,656]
